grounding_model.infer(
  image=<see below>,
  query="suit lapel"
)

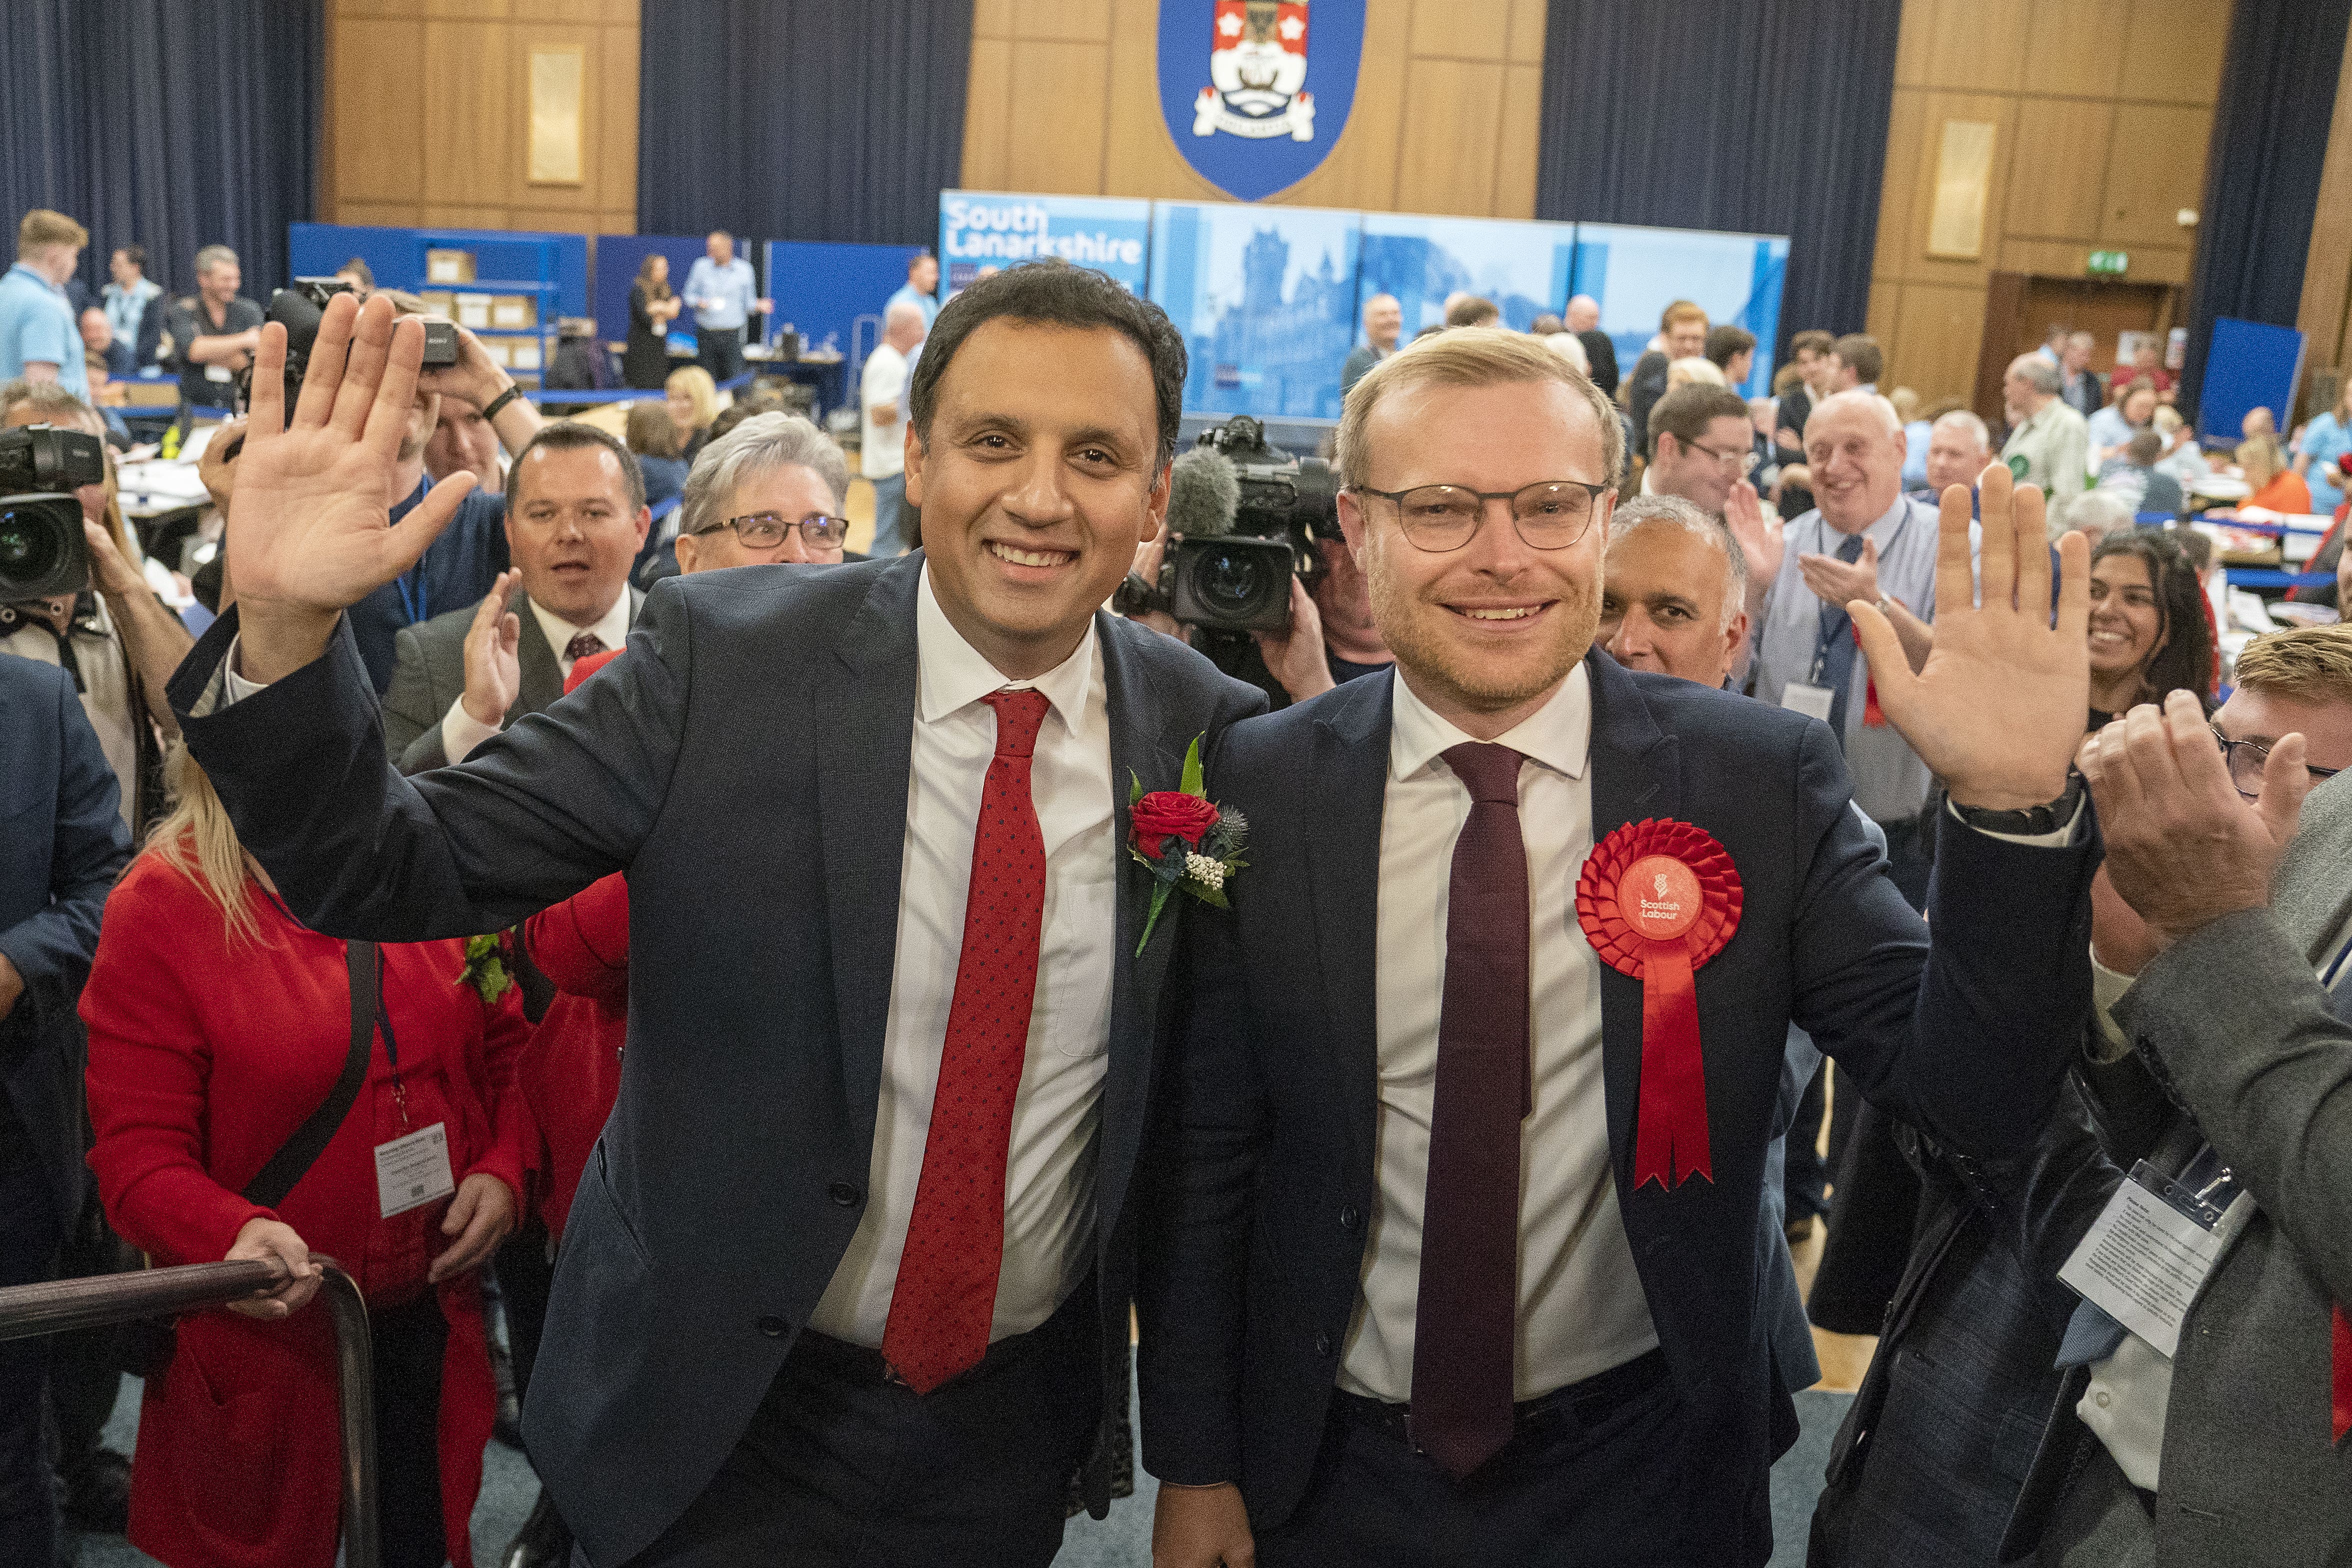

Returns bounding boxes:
[1094,614,1188,1250]
[512,598,563,720]
[1584,651,1680,1176]
[1310,670,1394,1175]
[815,558,923,1152]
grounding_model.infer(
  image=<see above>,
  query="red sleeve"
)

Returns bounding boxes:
[80,863,274,1266]
[461,974,534,1208]
[520,872,630,1008]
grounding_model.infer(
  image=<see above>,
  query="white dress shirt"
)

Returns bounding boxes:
[439,591,634,764]
[1341,662,1660,1404]
[806,566,1118,1346]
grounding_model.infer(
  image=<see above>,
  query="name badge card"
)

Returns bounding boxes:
[205,364,234,384]
[1780,682,1836,724]
[375,1122,456,1218]
[2059,1155,2251,1358]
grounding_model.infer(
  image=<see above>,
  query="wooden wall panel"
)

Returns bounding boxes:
[326,0,639,239]
[1866,0,2227,404]
[964,0,1542,218]
[2298,23,2352,372]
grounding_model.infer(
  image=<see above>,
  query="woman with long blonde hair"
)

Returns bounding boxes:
[81,746,532,1568]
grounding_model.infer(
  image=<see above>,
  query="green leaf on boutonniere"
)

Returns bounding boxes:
[1128,769,1144,808]
[1137,880,1176,956]
[1180,734,1205,797]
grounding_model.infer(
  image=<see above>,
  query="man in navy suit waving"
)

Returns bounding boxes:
[1140,329,2098,1566]
[167,269,1263,1565]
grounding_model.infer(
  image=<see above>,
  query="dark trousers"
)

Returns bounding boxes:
[496,1222,556,1402]
[50,1186,130,1498]
[1258,1352,1743,1568]
[374,1291,451,1568]
[698,328,744,385]
[0,1098,66,1566]
[626,1285,1098,1568]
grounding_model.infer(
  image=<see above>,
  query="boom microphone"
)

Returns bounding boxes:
[1166,445,1240,539]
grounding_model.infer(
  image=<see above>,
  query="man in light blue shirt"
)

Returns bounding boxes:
[101,245,162,367]
[0,211,92,404]
[681,230,769,384]
[886,251,939,330]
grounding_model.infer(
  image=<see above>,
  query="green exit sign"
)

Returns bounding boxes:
[2088,250,2130,276]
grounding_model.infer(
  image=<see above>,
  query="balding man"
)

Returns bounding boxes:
[861,300,926,556]
[1341,292,1401,399]
[2002,354,2088,532]
[1750,390,1954,906]
[1564,294,1618,396]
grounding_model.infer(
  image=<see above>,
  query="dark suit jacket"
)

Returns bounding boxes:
[380,588,642,774]
[1136,652,2096,1558]
[1577,328,1620,397]
[0,654,132,1220]
[168,554,1265,1565]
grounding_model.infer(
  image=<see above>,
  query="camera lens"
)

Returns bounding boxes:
[0,506,64,582]
[1198,546,1268,615]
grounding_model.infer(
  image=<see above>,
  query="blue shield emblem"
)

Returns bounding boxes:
[1158,0,1362,202]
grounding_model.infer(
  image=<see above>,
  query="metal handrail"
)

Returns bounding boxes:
[0,1254,379,1568]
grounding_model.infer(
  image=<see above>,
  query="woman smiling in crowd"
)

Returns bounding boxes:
[2085,530,2214,728]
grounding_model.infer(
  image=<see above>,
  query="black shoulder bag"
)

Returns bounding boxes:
[118,942,381,1376]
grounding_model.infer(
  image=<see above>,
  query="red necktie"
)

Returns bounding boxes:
[882,688,1053,1394]
[1410,742,1531,1478]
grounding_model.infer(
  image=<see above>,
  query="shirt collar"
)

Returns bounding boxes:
[528,589,632,662]
[1390,658,1590,785]
[6,262,60,294]
[915,562,1096,733]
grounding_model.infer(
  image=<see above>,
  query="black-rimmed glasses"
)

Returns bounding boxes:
[1352,480,1610,552]
[696,511,852,549]
[2212,724,2342,798]
[1679,436,1759,474]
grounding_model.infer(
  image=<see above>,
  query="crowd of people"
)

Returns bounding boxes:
[2,194,2350,1568]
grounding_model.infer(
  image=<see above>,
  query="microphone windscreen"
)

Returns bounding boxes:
[1166,446,1240,538]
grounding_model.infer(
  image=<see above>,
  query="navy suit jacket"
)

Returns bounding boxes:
[169,554,1265,1564]
[1135,651,2096,1560]
[0,654,132,1222]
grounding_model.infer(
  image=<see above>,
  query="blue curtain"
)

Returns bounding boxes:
[1532,0,1900,358]
[640,0,974,247]
[0,0,322,304]
[2178,0,2352,424]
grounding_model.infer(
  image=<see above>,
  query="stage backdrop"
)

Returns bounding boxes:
[938,193,1152,297]
[1572,224,1790,398]
[1358,215,1577,336]
[1149,202,1362,421]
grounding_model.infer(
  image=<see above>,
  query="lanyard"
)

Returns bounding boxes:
[395,563,428,626]
[2324,927,2352,991]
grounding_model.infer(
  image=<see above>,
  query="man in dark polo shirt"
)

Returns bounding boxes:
[160,246,264,421]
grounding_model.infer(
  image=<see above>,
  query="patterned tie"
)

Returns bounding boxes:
[881,688,1054,1393]
[1410,742,1531,1479]
[564,630,606,664]
[1816,530,1868,740]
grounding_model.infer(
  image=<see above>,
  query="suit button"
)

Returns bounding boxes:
[1340,1206,1360,1232]
[756,1316,789,1338]
[1316,1332,1334,1356]
[828,1182,862,1208]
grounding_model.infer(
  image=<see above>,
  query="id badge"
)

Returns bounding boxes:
[374,1122,456,1218]
[205,364,233,384]
[2058,1152,2251,1358]
[1780,682,1836,724]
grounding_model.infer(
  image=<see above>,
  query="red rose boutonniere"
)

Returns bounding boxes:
[1128,734,1248,954]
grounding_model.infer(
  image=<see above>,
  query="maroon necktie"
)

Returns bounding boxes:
[881,688,1052,1393]
[564,630,606,664]
[1410,742,1532,1478]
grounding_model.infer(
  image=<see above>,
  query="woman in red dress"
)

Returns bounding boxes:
[82,751,530,1568]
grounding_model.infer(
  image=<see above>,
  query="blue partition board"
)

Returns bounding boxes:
[1570,223,1789,398]
[288,224,588,316]
[1150,202,1362,420]
[764,238,922,366]
[938,191,1152,296]
[594,234,720,351]
[1358,214,1576,336]
[2198,318,2306,446]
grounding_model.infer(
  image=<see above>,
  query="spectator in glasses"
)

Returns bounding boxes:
[666,411,857,577]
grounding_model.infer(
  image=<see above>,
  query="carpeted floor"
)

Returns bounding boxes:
[77,1377,1848,1567]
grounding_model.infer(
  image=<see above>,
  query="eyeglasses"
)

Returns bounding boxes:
[1352,480,1610,552]
[2210,725,2342,798]
[1678,436,1759,474]
[696,511,851,549]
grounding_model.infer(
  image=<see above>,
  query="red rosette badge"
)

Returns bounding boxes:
[1576,818,1744,1190]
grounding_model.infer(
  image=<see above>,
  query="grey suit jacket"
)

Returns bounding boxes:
[380,589,642,774]
[2010,777,2352,1567]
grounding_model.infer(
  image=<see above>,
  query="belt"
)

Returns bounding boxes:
[1334,1347,1670,1452]
[784,1278,1094,1392]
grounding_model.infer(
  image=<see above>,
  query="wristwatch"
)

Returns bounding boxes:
[1948,770,2086,836]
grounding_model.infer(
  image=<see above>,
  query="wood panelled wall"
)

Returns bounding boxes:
[961,0,1547,215]
[2298,24,2352,393]
[322,0,640,238]
[1864,0,2229,402]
